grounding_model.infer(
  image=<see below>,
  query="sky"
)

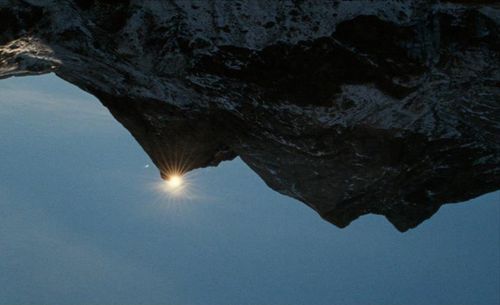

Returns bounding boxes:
[0,74,499,305]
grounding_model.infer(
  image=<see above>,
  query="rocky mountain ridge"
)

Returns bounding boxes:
[1,0,499,231]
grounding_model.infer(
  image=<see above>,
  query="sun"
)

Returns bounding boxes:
[166,174,183,188]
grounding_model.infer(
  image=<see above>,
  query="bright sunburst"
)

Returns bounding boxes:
[160,173,186,196]
[149,146,205,203]
[166,174,183,188]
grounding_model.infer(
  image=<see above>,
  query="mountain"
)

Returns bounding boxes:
[1,0,499,231]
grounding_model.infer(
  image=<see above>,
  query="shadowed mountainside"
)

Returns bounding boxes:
[1,0,499,231]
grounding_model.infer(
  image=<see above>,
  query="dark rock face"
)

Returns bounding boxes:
[1,0,499,231]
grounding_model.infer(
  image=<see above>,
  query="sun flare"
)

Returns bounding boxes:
[167,174,183,188]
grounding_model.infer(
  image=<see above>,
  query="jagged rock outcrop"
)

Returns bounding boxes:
[1,0,499,231]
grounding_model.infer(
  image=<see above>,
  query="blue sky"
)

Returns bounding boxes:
[0,74,499,305]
